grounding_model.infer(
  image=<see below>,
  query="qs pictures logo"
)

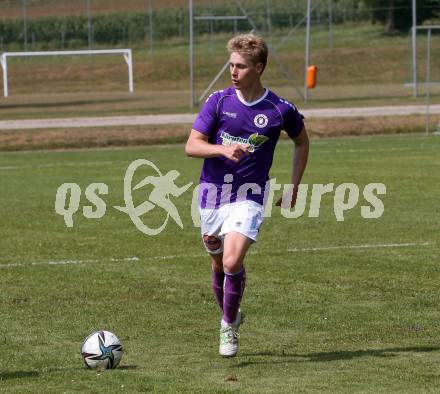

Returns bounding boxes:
[54,159,193,236]
[55,159,387,237]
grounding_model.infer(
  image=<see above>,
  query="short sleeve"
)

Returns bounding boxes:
[283,104,304,139]
[192,92,220,137]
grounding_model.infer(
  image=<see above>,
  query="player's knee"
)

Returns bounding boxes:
[222,254,242,274]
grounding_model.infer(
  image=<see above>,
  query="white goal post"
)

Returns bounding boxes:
[0,49,134,98]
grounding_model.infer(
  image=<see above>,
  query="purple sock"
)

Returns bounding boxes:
[223,267,246,324]
[211,270,225,311]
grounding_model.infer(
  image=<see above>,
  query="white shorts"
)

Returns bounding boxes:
[199,200,264,255]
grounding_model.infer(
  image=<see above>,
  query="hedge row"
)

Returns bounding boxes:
[0,5,370,48]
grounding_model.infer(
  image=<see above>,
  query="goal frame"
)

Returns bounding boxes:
[0,49,134,98]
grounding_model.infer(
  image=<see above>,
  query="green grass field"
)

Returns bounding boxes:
[1,133,440,392]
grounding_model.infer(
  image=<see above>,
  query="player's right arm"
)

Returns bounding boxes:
[185,129,249,162]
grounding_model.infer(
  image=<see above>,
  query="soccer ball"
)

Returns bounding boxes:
[81,330,123,369]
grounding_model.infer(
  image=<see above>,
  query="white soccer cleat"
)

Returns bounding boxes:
[219,324,239,357]
[219,310,243,357]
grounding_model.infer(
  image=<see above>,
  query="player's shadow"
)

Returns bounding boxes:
[0,365,138,380]
[0,370,40,380]
[236,346,440,367]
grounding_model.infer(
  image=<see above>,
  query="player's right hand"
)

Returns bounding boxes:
[222,144,250,162]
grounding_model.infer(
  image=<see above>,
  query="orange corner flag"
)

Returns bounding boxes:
[307,65,318,89]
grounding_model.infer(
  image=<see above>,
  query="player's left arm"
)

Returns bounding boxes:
[276,127,309,208]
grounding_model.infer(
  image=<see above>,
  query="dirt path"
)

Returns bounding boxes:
[1,105,440,131]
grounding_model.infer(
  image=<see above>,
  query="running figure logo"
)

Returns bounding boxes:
[114,159,193,235]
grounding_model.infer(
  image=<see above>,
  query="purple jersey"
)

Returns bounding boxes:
[192,87,304,208]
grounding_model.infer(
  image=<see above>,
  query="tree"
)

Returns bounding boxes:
[385,0,395,32]
[365,0,440,33]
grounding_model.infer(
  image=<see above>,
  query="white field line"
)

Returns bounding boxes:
[0,242,434,269]
[287,242,433,252]
[149,254,203,260]
[0,257,139,269]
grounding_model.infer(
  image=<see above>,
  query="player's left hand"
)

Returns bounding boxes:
[275,188,298,208]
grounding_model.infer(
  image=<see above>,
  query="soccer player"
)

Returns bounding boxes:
[185,34,309,357]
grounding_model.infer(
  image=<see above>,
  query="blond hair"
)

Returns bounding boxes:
[227,34,268,71]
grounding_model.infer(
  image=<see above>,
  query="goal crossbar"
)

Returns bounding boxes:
[0,49,134,98]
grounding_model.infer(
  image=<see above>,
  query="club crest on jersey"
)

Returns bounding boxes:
[220,131,269,153]
[254,114,268,128]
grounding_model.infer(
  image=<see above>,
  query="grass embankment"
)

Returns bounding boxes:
[0,115,437,152]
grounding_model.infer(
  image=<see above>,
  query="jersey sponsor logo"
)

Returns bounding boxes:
[220,131,269,153]
[254,114,268,128]
[222,111,237,119]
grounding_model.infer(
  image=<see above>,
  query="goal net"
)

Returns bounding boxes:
[0,49,133,97]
